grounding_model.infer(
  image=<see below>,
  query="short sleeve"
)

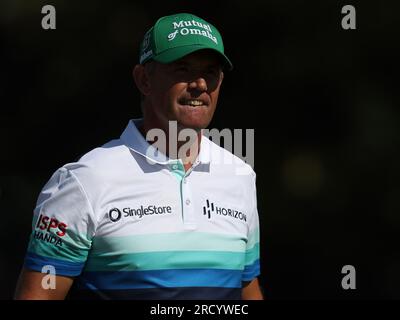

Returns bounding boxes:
[242,172,261,282]
[23,167,97,277]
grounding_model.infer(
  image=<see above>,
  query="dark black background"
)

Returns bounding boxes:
[1,0,399,299]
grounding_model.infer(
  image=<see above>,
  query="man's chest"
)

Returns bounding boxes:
[83,171,251,273]
[93,170,250,236]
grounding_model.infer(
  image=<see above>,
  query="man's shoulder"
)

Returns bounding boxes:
[202,135,256,178]
[77,138,127,165]
[59,138,129,185]
[36,138,132,213]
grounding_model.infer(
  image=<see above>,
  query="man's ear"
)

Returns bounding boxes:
[133,64,151,96]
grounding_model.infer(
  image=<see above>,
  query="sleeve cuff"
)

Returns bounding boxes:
[24,251,85,277]
[242,259,260,281]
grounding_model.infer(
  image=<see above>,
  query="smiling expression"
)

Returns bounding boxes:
[141,49,224,132]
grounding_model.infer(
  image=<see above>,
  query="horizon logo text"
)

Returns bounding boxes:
[203,199,246,222]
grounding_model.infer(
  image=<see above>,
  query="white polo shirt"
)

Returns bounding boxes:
[24,119,260,300]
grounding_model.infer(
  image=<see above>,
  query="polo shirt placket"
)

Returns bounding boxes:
[170,159,197,229]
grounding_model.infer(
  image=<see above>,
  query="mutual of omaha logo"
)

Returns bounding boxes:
[108,205,173,223]
[167,20,217,44]
[203,199,246,222]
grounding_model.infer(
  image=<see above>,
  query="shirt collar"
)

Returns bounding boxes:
[120,119,211,166]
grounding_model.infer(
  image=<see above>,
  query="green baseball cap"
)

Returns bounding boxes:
[139,13,233,70]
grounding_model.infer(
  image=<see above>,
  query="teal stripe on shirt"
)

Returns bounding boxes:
[247,228,259,248]
[84,250,246,272]
[245,243,260,266]
[90,231,247,255]
[27,229,90,263]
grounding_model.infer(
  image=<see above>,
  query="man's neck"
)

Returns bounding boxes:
[139,122,202,171]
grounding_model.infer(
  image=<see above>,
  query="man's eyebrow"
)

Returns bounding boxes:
[173,61,188,66]
[208,62,222,68]
[171,60,221,70]
[202,63,222,71]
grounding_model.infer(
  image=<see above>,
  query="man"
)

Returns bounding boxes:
[15,13,263,300]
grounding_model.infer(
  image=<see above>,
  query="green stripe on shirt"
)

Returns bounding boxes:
[90,231,247,254]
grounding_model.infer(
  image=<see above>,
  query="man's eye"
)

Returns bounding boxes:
[175,66,189,72]
[208,69,218,75]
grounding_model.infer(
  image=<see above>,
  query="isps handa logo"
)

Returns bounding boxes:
[33,214,68,247]
[203,199,247,222]
[108,205,173,222]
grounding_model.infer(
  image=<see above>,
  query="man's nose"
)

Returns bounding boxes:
[188,77,208,92]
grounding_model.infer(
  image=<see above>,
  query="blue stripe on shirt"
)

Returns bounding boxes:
[242,259,260,281]
[78,268,243,290]
[24,251,85,276]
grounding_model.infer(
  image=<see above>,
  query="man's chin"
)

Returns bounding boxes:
[177,120,209,132]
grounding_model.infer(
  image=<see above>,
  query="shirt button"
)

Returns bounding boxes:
[185,199,191,205]
[183,179,187,184]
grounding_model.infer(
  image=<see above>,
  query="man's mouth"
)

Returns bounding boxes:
[179,98,208,107]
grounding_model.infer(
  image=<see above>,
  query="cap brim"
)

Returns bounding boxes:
[152,45,233,71]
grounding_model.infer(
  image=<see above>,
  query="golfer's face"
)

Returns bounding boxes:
[148,50,224,131]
